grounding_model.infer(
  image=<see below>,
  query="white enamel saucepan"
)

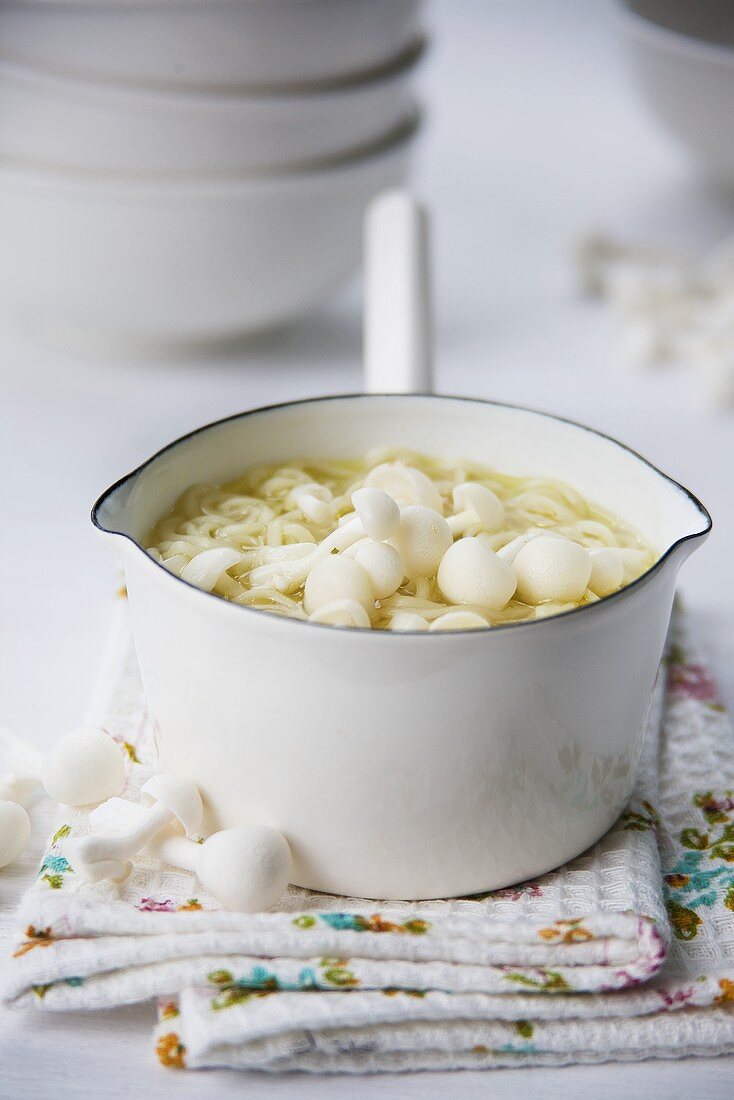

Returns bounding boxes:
[93,195,711,901]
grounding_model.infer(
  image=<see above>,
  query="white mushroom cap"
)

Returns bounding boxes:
[616,547,652,582]
[389,506,453,577]
[449,483,505,532]
[389,611,429,631]
[495,534,530,564]
[341,536,371,558]
[364,462,443,512]
[0,800,31,868]
[141,775,204,836]
[285,482,333,525]
[496,528,564,564]
[42,727,126,808]
[350,487,400,541]
[588,547,625,597]
[196,825,291,912]
[179,548,242,592]
[354,541,404,599]
[303,556,375,615]
[308,598,371,628]
[429,610,489,631]
[513,536,591,604]
[437,537,517,610]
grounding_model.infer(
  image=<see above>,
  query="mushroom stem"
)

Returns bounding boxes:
[77,801,173,865]
[285,483,334,526]
[446,483,505,536]
[77,856,133,885]
[149,825,292,912]
[152,832,198,874]
[446,510,474,534]
[75,774,203,870]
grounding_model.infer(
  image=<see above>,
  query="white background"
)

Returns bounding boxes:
[1,1,733,1096]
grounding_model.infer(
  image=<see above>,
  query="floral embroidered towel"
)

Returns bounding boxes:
[2,600,734,1072]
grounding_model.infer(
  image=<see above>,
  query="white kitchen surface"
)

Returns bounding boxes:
[1,1,733,1096]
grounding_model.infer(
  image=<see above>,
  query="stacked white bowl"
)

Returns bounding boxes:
[0,0,425,346]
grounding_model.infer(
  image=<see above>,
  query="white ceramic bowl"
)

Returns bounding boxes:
[617,0,734,181]
[0,0,424,91]
[93,393,710,900]
[0,121,417,346]
[0,46,423,175]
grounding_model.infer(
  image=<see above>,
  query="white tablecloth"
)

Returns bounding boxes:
[2,1,733,1095]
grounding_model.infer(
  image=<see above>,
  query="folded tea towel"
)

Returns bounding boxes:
[2,597,734,1072]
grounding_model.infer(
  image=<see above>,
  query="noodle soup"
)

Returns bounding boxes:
[145,448,655,630]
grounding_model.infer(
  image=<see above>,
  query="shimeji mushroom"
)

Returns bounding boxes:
[513,536,591,604]
[308,598,372,628]
[285,482,335,525]
[437,538,517,610]
[148,825,292,912]
[616,547,652,582]
[74,774,204,877]
[429,610,489,631]
[588,547,625,597]
[446,483,505,535]
[0,727,125,811]
[179,548,243,592]
[389,611,429,631]
[354,541,404,599]
[495,527,563,565]
[42,727,126,808]
[0,800,31,869]
[304,557,375,616]
[495,534,530,564]
[389,506,452,577]
[68,850,133,885]
[364,462,443,512]
[248,487,400,593]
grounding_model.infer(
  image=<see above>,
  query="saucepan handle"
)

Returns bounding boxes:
[363,190,433,396]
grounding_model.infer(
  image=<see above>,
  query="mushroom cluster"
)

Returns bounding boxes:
[578,231,734,405]
[71,776,292,912]
[164,460,652,632]
[147,453,655,631]
[0,725,292,912]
